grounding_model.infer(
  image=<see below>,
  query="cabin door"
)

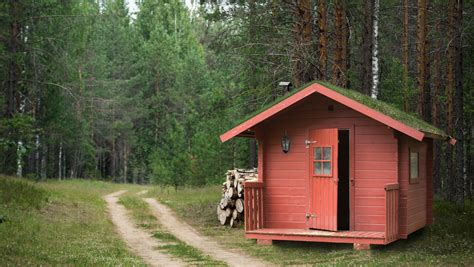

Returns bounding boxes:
[308,128,338,231]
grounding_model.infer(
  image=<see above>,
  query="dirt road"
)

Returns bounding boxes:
[104,191,185,267]
[144,198,268,267]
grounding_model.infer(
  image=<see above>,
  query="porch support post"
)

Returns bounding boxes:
[256,129,264,183]
[353,243,371,250]
[257,239,273,245]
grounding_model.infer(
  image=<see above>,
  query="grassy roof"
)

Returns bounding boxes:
[232,81,447,138]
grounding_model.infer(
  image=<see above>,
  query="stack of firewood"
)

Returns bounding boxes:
[216,168,257,227]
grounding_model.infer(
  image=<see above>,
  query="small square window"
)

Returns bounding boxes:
[409,150,419,183]
[312,146,332,176]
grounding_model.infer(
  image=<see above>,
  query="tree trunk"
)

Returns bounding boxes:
[446,0,455,202]
[332,0,348,87]
[466,124,472,200]
[453,0,464,206]
[432,20,443,195]
[59,141,63,180]
[417,0,431,122]
[292,0,313,87]
[402,0,410,112]
[317,0,327,81]
[371,0,380,99]
[123,139,128,184]
[111,138,116,178]
[361,0,374,95]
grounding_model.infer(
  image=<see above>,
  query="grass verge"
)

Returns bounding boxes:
[119,194,226,266]
[0,176,146,266]
[152,185,474,266]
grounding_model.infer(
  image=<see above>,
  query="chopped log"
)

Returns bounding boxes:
[219,212,227,225]
[230,217,235,228]
[232,209,238,220]
[225,207,232,218]
[235,198,244,213]
[217,205,223,220]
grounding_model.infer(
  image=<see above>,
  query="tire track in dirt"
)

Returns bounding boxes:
[144,197,269,267]
[104,191,185,267]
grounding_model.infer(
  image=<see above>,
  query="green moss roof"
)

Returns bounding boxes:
[234,81,447,138]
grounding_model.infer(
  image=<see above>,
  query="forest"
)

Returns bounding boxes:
[0,0,472,204]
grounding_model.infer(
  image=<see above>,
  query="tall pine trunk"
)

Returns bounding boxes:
[417,0,431,122]
[361,0,374,95]
[317,0,328,81]
[332,0,348,87]
[402,0,410,111]
[453,0,464,205]
[432,19,443,194]
[446,0,457,203]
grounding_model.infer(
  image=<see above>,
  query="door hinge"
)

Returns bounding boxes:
[305,140,317,148]
[305,213,317,219]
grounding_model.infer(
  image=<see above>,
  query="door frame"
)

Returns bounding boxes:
[306,125,355,231]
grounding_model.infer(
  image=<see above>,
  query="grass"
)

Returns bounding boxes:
[118,193,226,266]
[153,185,474,266]
[0,176,147,266]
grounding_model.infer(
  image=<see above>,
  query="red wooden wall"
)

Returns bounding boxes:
[398,135,432,238]
[256,93,398,232]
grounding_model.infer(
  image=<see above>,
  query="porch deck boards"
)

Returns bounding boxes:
[246,228,386,244]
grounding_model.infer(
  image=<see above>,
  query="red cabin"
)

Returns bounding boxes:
[220,82,454,249]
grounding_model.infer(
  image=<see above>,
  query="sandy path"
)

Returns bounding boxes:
[144,198,269,267]
[104,191,185,267]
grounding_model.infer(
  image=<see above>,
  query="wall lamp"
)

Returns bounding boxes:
[281,131,291,153]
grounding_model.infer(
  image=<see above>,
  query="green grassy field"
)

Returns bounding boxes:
[152,185,474,266]
[2,177,473,266]
[0,177,146,266]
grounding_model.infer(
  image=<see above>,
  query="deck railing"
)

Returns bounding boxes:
[244,181,264,232]
[384,183,399,243]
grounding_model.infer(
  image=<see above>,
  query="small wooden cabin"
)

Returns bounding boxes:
[220,82,454,249]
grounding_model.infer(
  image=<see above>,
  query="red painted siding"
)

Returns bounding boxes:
[398,135,429,237]
[258,94,398,232]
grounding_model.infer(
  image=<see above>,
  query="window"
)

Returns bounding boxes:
[409,149,419,184]
[313,146,332,176]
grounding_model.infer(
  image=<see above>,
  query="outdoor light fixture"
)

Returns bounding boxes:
[279,81,293,93]
[281,131,291,153]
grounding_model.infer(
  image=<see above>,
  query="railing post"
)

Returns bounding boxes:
[243,181,263,232]
[384,183,399,244]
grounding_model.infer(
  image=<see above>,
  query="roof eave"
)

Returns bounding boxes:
[421,131,456,145]
[219,85,318,142]
[220,83,444,144]
[313,84,425,141]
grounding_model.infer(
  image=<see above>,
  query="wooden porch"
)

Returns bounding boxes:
[244,181,399,245]
[246,228,386,245]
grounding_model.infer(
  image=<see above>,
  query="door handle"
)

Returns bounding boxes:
[350,177,355,186]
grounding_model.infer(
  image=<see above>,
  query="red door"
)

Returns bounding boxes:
[308,128,338,231]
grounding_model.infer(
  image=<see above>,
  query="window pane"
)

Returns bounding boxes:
[323,162,331,175]
[314,162,322,174]
[323,147,331,160]
[314,147,322,160]
[410,152,419,178]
